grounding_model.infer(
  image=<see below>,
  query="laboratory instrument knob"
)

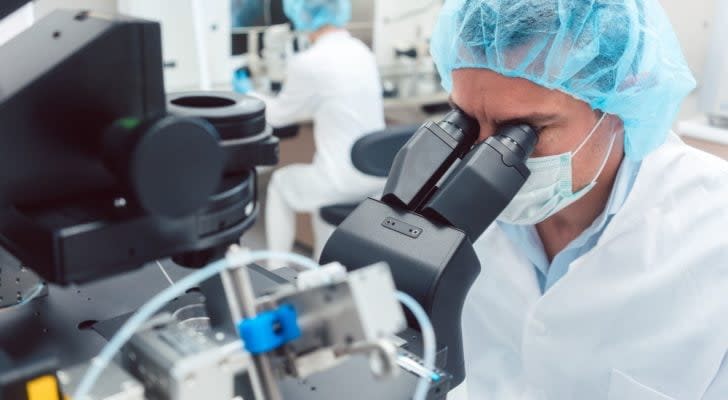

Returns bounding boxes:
[103,115,224,218]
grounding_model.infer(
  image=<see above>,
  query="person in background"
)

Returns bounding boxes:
[261,0,385,258]
[429,0,728,399]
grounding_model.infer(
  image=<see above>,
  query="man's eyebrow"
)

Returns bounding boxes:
[496,113,561,126]
[448,96,559,127]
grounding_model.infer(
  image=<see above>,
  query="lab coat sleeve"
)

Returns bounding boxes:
[702,351,728,399]
[254,57,320,128]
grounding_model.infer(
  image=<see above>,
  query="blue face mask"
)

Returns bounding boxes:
[497,113,617,225]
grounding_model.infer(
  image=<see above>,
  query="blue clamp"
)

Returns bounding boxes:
[237,304,302,355]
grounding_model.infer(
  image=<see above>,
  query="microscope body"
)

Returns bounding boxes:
[321,110,538,384]
[320,198,479,382]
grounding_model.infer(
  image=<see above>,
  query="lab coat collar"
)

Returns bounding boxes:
[567,132,692,272]
[604,155,641,217]
[568,154,642,248]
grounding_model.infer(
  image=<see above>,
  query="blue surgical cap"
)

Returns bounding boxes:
[431,0,696,160]
[283,0,351,32]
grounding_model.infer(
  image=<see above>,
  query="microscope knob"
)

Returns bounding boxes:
[103,116,224,218]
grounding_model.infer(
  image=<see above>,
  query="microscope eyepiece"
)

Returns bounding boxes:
[439,109,479,144]
[492,124,539,159]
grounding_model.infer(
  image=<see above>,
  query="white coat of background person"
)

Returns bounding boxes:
[430,0,728,399]
[261,0,385,258]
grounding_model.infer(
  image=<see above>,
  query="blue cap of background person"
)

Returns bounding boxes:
[430,0,696,160]
[283,0,351,32]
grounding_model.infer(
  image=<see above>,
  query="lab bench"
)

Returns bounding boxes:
[677,117,728,160]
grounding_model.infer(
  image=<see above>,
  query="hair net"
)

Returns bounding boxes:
[430,0,696,160]
[283,0,351,32]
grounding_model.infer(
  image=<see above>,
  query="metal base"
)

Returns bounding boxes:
[0,248,46,309]
[0,259,192,365]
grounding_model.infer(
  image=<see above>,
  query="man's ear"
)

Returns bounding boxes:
[606,114,625,134]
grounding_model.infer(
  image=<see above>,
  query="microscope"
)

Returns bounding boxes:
[321,108,538,385]
[0,2,538,399]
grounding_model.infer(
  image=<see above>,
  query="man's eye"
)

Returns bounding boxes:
[495,122,545,132]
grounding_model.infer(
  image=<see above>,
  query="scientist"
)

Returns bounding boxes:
[430,0,728,399]
[262,0,385,257]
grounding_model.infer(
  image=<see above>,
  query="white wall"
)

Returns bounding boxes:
[373,0,441,66]
[32,0,232,92]
[660,0,715,89]
[120,0,233,91]
[660,0,717,119]
[34,0,117,18]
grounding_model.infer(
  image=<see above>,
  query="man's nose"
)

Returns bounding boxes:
[477,123,497,143]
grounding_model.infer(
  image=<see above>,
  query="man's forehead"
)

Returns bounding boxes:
[449,94,561,126]
[450,68,588,123]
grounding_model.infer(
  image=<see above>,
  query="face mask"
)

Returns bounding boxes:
[497,113,617,225]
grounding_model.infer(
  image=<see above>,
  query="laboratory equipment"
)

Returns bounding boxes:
[0,5,447,399]
[0,2,540,397]
[231,0,296,94]
[0,9,279,282]
[232,0,289,28]
[321,109,539,384]
[60,257,429,400]
[373,0,443,102]
[1,0,26,19]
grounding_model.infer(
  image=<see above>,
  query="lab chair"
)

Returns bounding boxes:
[319,124,420,227]
[272,123,300,139]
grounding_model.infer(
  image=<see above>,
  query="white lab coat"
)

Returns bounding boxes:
[262,31,386,256]
[263,30,386,193]
[461,133,728,400]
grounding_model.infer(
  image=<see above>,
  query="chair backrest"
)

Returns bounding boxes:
[271,123,300,139]
[351,124,420,177]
